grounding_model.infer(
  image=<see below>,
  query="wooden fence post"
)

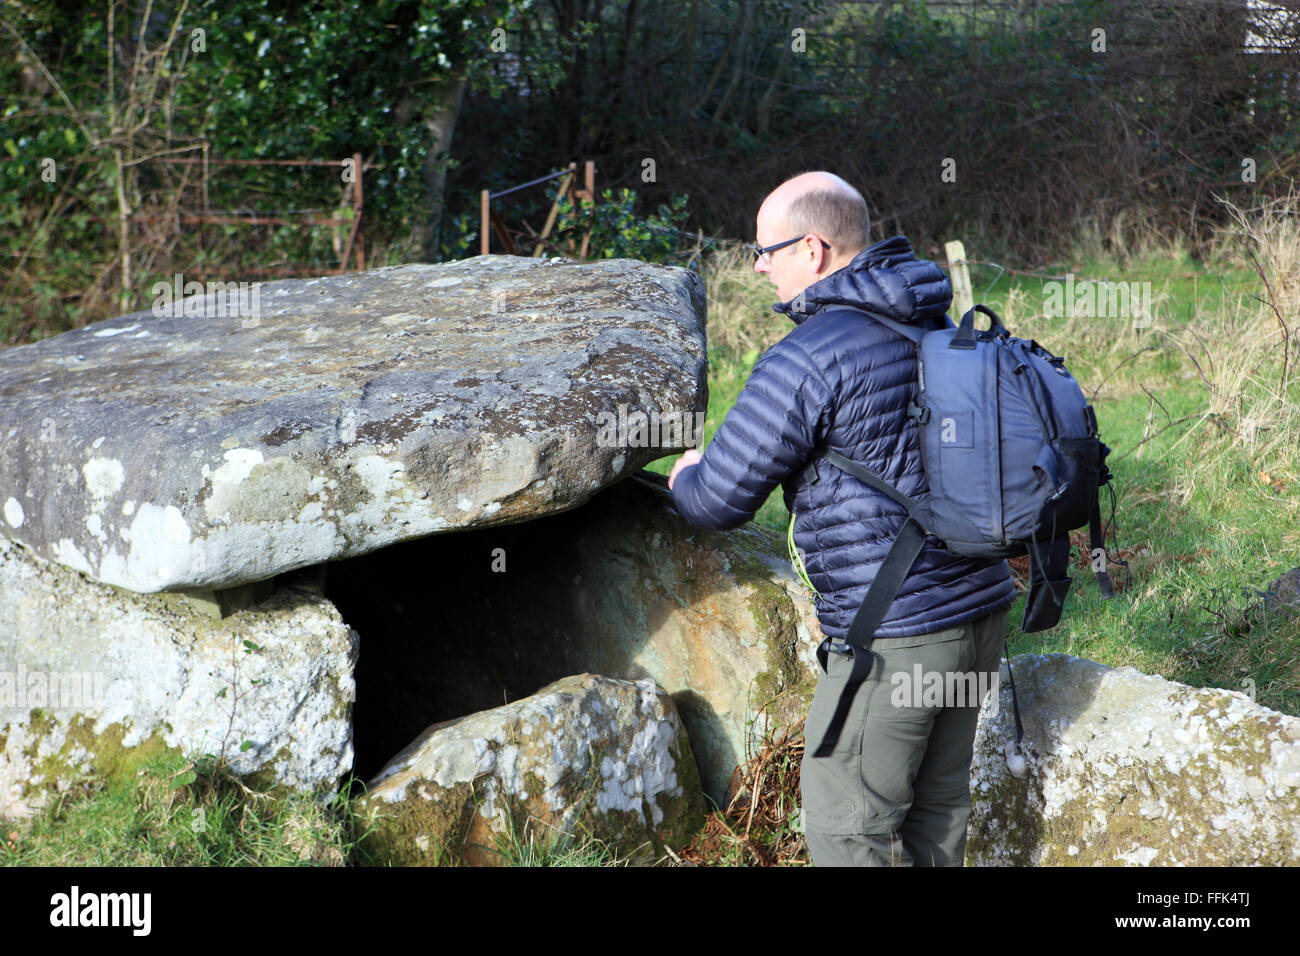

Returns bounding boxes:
[577,160,595,260]
[533,162,575,257]
[945,239,974,317]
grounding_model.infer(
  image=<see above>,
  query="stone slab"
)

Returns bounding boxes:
[0,256,707,592]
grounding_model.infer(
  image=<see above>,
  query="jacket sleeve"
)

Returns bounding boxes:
[671,339,834,531]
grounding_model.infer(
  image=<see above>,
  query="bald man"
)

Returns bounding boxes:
[668,171,1014,866]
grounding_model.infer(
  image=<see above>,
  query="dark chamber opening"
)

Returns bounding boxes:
[324,500,607,784]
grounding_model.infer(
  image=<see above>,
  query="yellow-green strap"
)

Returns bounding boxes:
[787,510,822,598]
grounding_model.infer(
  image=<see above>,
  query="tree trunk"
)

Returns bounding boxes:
[417,74,468,261]
[679,0,698,120]
[711,0,754,130]
[756,0,801,137]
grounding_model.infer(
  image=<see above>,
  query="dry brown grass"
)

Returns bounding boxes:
[1201,191,1300,467]
[698,242,790,358]
[678,718,810,867]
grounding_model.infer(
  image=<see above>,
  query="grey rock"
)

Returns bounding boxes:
[968,653,1300,865]
[1263,565,1300,610]
[0,537,357,820]
[357,673,706,865]
[0,256,706,592]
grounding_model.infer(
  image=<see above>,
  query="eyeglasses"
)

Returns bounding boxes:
[753,234,830,266]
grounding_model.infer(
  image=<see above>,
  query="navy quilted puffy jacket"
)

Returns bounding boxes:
[671,235,1016,640]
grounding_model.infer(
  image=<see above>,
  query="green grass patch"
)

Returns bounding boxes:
[1,749,369,867]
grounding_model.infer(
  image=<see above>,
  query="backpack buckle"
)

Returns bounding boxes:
[908,401,931,424]
[1083,404,1098,436]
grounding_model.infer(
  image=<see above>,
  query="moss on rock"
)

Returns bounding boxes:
[17,713,181,807]
[356,777,482,866]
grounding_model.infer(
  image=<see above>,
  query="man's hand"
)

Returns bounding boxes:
[668,449,703,490]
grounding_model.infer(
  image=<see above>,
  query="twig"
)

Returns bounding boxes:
[1245,246,1292,401]
[1112,413,1205,461]
[1139,384,1172,426]
[744,761,765,838]
[0,17,97,146]
[1089,346,1161,403]
[1150,328,1216,395]
[1182,321,1217,383]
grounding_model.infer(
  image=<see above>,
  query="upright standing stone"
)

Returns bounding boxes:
[0,539,357,819]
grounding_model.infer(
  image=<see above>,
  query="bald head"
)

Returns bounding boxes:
[759,171,871,261]
[754,171,871,302]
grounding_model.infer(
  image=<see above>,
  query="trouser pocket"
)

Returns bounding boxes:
[801,646,873,834]
[806,644,869,755]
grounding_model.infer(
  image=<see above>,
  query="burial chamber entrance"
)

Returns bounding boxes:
[318,472,726,784]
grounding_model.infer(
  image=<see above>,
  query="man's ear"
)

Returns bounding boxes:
[806,235,822,263]
[818,239,836,273]
[804,235,827,273]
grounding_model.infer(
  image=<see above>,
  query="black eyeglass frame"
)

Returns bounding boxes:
[753,234,831,263]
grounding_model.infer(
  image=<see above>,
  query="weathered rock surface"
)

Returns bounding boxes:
[0,537,357,819]
[357,673,706,865]
[541,474,823,805]
[333,472,823,808]
[0,256,707,592]
[968,653,1300,865]
[1264,565,1300,607]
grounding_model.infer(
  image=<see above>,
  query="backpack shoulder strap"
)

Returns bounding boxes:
[811,516,928,757]
[821,448,921,517]
[807,449,935,757]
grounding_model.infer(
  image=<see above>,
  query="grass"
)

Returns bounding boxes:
[0,736,659,867]
[0,750,368,866]
[486,806,635,867]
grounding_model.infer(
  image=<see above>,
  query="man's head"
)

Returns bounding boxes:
[754,171,871,305]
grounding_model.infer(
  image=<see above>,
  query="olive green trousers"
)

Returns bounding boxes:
[800,606,1009,866]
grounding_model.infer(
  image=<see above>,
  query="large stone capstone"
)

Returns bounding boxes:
[0,256,707,592]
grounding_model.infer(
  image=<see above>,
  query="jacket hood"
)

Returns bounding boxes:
[772,234,953,326]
